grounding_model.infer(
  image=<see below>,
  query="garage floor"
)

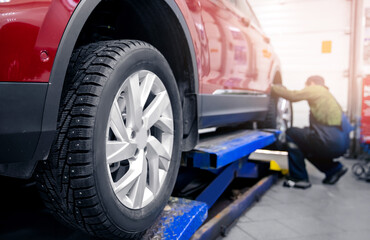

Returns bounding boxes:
[1,158,369,240]
[223,158,370,240]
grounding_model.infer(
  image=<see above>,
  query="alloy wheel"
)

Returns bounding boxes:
[106,70,174,209]
[276,98,292,142]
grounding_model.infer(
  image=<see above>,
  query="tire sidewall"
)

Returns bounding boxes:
[93,46,182,232]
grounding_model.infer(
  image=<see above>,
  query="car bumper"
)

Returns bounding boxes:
[0,82,51,177]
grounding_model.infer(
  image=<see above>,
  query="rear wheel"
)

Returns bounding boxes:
[276,97,293,131]
[259,96,292,141]
[36,40,182,239]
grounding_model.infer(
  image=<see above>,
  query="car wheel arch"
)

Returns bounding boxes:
[273,71,283,85]
[35,0,200,164]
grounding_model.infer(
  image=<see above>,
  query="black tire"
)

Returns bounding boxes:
[36,40,183,239]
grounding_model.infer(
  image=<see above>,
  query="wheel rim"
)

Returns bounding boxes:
[276,98,292,132]
[105,70,174,209]
[352,163,365,177]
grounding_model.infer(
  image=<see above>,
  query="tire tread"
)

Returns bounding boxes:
[37,40,153,240]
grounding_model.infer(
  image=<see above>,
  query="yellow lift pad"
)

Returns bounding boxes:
[269,160,289,175]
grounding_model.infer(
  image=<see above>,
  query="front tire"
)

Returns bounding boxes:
[36,40,183,239]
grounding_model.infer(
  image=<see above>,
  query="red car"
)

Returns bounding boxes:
[0,0,290,238]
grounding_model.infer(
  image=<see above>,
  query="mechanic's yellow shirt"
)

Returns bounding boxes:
[272,85,342,126]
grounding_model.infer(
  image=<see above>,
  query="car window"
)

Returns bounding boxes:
[225,0,262,28]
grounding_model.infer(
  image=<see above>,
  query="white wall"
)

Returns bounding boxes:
[249,0,351,127]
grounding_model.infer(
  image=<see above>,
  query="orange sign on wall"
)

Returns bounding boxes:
[322,41,332,53]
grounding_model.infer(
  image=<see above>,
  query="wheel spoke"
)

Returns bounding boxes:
[154,116,174,134]
[129,150,147,209]
[110,99,129,141]
[159,157,170,172]
[126,73,142,130]
[147,152,160,195]
[140,73,156,108]
[147,136,170,171]
[106,141,136,164]
[114,156,143,196]
[143,92,170,130]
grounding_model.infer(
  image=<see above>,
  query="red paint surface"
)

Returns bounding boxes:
[361,76,370,143]
[0,0,277,94]
[0,0,79,82]
[176,0,276,94]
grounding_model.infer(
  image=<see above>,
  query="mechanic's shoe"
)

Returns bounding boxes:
[322,166,348,185]
[283,179,311,189]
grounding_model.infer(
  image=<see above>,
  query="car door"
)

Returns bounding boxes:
[199,0,271,94]
[198,0,236,94]
[225,0,273,93]
[195,0,270,128]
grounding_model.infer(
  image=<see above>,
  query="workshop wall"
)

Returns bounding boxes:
[249,0,351,127]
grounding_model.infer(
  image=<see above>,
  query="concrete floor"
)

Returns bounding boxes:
[223,158,370,240]
[1,157,369,240]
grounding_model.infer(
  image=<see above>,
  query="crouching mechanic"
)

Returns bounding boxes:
[272,75,352,189]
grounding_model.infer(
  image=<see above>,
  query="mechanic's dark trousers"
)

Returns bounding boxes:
[285,115,350,181]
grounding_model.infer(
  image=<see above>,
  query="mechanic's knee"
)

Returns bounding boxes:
[287,141,299,150]
[285,134,299,149]
[286,127,296,138]
[285,132,293,143]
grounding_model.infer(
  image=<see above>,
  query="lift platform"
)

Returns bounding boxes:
[146,129,282,239]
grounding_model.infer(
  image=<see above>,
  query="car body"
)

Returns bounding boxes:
[0,0,281,179]
[1,1,285,238]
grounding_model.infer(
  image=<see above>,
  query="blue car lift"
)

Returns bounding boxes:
[144,130,281,240]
